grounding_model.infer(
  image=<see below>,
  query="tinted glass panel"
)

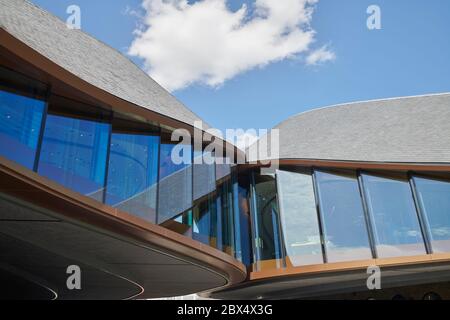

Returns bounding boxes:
[234,174,252,266]
[276,169,323,266]
[193,195,219,248]
[105,133,159,222]
[0,90,44,169]
[361,173,426,258]
[315,171,372,262]
[216,157,232,181]
[252,174,283,270]
[158,142,192,223]
[217,178,234,255]
[193,150,216,200]
[413,176,450,253]
[38,114,110,201]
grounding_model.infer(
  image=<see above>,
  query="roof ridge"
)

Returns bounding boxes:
[273,92,450,129]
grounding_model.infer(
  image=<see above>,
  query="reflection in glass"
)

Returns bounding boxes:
[413,176,450,253]
[157,142,192,223]
[193,195,219,248]
[217,178,234,255]
[315,171,372,262]
[105,133,159,222]
[361,173,426,258]
[38,114,110,200]
[230,173,252,265]
[276,169,323,266]
[0,90,45,169]
[193,150,216,200]
[252,173,283,270]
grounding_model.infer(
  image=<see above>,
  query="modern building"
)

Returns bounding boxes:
[1,0,450,300]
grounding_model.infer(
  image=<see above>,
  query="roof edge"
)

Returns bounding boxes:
[273,92,450,129]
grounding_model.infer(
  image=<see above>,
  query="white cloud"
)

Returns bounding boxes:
[129,0,332,91]
[306,45,335,65]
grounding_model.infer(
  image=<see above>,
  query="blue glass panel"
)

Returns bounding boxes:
[0,90,44,169]
[234,174,252,265]
[362,173,426,258]
[315,171,372,262]
[193,195,218,248]
[105,133,159,223]
[38,114,110,200]
[157,142,192,223]
[413,176,450,253]
[217,178,234,255]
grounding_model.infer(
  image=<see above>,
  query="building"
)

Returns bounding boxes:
[1,0,450,300]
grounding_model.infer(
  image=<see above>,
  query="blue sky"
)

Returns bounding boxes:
[30,0,450,134]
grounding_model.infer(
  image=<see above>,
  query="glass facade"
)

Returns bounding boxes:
[193,194,218,248]
[216,157,232,181]
[234,174,252,266]
[38,114,110,201]
[0,90,45,169]
[361,173,426,258]
[157,140,193,223]
[315,171,372,262]
[276,169,323,266]
[413,175,450,253]
[193,150,216,200]
[251,173,283,270]
[4,66,450,272]
[105,132,159,223]
[163,173,239,258]
[217,178,235,255]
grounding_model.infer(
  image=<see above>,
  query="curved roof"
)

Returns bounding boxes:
[0,0,205,127]
[251,93,450,164]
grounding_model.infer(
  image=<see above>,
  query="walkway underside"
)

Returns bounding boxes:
[209,262,450,300]
[0,158,246,300]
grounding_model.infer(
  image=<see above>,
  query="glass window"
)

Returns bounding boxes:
[276,169,323,266]
[413,175,450,253]
[157,139,192,223]
[193,195,219,248]
[38,114,110,201]
[234,174,252,265]
[193,150,216,200]
[216,157,232,181]
[315,170,372,262]
[252,173,283,270]
[105,132,159,223]
[217,178,235,255]
[0,90,45,169]
[361,173,426,258]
